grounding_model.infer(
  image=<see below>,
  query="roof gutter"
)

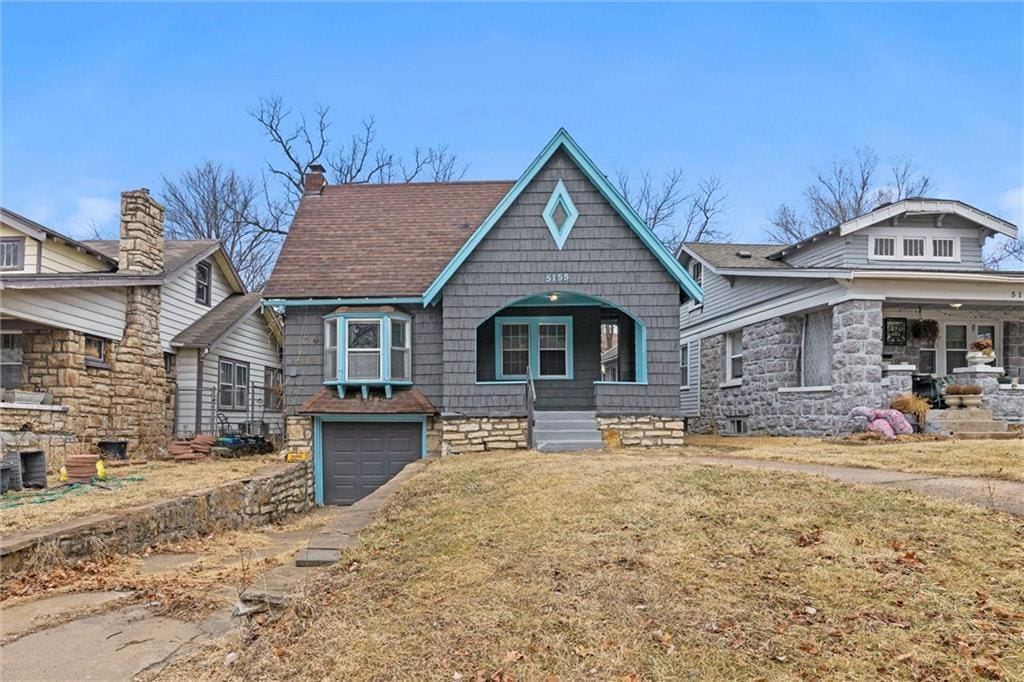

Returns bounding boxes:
[0,274,165,289]
[849,270,1024,283]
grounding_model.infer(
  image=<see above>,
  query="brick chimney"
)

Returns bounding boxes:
[119,189,165,273]
[304,164,326,195]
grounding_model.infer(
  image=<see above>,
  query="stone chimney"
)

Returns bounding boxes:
[119,189,165,273]
[304,164,326,195]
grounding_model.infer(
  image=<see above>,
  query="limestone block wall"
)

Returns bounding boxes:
[597,415,685,447]
[441,416,528,455]
[285,415,313,456]
[694,300,887,436]
[0,461,314,574]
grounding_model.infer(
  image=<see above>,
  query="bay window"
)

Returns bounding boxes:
[322,312,412,387]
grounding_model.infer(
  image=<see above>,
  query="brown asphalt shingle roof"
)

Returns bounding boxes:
[264,181,514,299]
[82,239,220,275]
[298,387,438,415]
[684,242,792,270]
[171,293,264,348]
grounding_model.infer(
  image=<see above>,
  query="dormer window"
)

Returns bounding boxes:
[323,310,413,397]
[689,261,703,309]
[869,235,959,262]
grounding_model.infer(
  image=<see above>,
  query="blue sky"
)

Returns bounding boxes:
[3,2,1022,244]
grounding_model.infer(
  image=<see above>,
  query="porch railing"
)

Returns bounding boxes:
[525,365,537,449]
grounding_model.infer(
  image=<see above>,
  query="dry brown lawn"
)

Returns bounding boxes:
[682,434,1024,482]
[164,451,1024,681]
[0,456,280,534]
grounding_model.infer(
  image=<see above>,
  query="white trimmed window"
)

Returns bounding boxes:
[1,332,23,388]
[869,234,959,262]
[725,329,743,381]
[801,310,832,387]
[324,319,338,380]
[346,319,382,381]
[0,237,25,270]
[680,342,690,388]
[689,261,703,309]
[390,318,411,381]
[219,358,249,410]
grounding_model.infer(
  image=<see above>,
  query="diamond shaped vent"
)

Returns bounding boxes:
[542,179,579,250]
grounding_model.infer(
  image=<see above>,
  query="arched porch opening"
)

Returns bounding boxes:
[473,291,647,411]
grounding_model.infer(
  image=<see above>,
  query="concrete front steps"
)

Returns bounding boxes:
[924,407,1018,440]
[534,410,605,452]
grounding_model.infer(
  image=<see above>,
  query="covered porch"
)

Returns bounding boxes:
[474,292,647,412]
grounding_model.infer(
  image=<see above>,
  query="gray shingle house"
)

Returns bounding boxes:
[266,130,701,505]
[677,199,1023,436]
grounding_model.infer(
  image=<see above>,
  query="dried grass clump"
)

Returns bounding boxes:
[890,393,930,425]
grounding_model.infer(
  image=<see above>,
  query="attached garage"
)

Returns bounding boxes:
[316,417,426,506]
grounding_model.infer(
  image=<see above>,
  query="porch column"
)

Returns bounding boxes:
[831,300,885,424]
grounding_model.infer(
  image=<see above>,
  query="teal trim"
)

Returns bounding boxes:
[495,315,574,380]
[541,179,579,250]
[264,297,423,308]
[635,321,648,384]
[311,414,429,506]
[313,417,324,505]
[594,380,649,385]
[321,312,412,392]
[475,380,527,385]
[421,128,704,305]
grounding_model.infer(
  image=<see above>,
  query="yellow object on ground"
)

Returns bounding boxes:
[285,452,311,462]
[58,466,68,482]
[95,459,107,480]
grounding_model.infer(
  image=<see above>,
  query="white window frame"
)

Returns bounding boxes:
[218,357,250,411]
[536,322,570,379]
[868,234,960,262]
[723,328,743,385]
[324,319,338,381]
[689,261,703,309]
[680,342,690,388]
[195,261,212,305]
[345,318,383,382]
[0,237,25,271]
[389,317,412,382]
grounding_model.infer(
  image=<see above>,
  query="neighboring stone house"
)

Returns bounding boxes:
[266,129,701,506]
[677,199,1023,436]
[0,190,284,464]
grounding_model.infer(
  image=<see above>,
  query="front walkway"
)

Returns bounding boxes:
[689,455,1024,516]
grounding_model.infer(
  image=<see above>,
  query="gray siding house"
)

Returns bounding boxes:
[266,129,701,506]
[677,199,1023,436]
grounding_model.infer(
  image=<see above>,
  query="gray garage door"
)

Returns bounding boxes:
[321,421,422,506]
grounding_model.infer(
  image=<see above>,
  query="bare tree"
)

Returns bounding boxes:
[767,146,933,243]
[160,161,281,289]
[617,169,728,251]
[248,97,468,235]
[985,236,1024,269]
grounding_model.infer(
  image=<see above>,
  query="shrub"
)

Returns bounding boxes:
[890,393,930,424]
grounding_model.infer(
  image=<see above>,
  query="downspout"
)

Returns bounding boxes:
[195,349,207,435]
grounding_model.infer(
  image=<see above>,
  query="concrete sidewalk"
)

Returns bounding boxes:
[688,455,1024,516]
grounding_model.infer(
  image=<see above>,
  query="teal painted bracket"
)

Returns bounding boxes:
[542,179,579,250]
[421,128,704,306]
[494,315,574,380]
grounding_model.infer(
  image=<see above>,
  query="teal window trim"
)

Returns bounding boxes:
[495,315,574,381]
[321,311,412,390]
[421,128,704,306]
[312,414,428,506]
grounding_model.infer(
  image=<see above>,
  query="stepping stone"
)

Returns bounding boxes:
[295,548,341,567]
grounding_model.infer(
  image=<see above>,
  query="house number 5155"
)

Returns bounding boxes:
[545,273,570,283]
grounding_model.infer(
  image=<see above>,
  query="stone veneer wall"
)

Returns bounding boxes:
[441,417,528,455]
[285,415,313,456]
[1,190,170,464]
[1005,322,1024,382]
[597,416,685,447]
[1,461,314,574]
[694,300,887,436]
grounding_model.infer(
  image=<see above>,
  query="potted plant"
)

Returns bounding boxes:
[959,383,984,407]
[943,383,964,408]
[967,338,995,366]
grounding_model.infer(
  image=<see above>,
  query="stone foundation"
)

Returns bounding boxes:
[441,416,528,455]
[285,415,313,456]
[597,415,685,447]
[0,461,314,574]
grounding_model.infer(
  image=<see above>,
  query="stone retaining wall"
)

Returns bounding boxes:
[441,416,528,455]
[0,461,314,574]
[597,416,685,447]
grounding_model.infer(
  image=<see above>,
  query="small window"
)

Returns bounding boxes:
[932,238,955,259]
[324,320,338,380]
[729,418,748,435]
[689,262,703,308]
[680,342,690,387]
[195,262,212,305]
[903,238,926,258]
[346,320,381,381]
[219,358,249,410]
[726,329,743,381]
[264,366,283,411]
[601,320,620,382]
[0,237,25,270]
[500,323,530,378]
[1,332,23,389]
[873,237,895,258]
[164,352,176,376]
[84,336,105,361]
[390,319,411,381]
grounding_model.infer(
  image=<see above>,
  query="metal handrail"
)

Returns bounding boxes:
[525,365,537,449]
